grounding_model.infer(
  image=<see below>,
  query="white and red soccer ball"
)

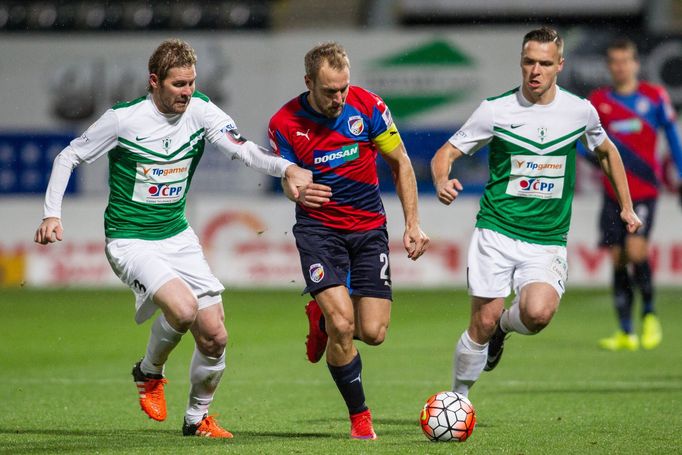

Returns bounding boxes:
[420,391,476,442]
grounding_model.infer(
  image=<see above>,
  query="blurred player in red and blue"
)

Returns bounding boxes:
[268,42,429,439]
[585,38,682,351]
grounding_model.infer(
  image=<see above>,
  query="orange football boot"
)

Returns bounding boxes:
[183,414,234,438]
[132,360,168,421]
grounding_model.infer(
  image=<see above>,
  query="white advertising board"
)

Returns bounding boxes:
[0,30,523,133]
[3,195,682,289]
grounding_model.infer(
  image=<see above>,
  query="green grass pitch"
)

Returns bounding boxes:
[1,288,681,454]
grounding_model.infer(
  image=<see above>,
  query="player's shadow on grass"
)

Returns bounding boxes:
[303,417,417,425]
[0,427,335,452]
[0,428,332,438]
[235,430,333,439]
[375,418,419,425]
[0,428,180,453]
[498,384,682,395]
[0,428,177,437]
[299,416,437,435]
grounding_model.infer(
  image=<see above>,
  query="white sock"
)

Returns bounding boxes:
[500,302,532,335]
[452,330,487,397]
[141,314,184,376]
[185,347,226,424]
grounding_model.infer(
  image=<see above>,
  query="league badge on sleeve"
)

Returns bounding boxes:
[381,106,394,128]
[221,125,247,144]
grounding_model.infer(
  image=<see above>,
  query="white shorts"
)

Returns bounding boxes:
[105,227,224,324]
[466,228,568,299]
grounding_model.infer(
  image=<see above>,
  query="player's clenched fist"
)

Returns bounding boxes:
[34,217,63,245]
[435,178,464,205]
[621,209,643,235]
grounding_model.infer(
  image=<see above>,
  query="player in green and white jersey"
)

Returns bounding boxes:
[431,27,642,397]
[34,39,312,437]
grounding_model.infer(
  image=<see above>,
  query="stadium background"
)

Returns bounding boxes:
[2,0,682,289]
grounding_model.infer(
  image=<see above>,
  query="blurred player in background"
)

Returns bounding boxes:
[585,38,682,351]
[34,38,311,438]
[431,27,641,397]
[268,42,429,439]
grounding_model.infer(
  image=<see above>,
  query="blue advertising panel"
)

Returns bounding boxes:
[377,129,489,195]
[0,133,77,194]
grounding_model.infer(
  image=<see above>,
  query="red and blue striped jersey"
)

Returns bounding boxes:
[589,81,682,200]
[268,85,397,231]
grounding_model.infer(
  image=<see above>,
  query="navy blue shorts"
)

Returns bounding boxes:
[292,224,392,300]
[599,196,656,246]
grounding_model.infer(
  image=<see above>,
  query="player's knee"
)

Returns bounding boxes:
[327,314,355,341]
[472,314,499,341]
[628,250,648,264]
[523,305,555,333]
[197,331,227,357]
[167,298,199,331]
[360,323,387,346]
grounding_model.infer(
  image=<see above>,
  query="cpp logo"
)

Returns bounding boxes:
[148,184,183,197]
[519,178,554,193]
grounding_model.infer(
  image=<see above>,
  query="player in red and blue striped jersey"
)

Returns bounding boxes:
[270,68,400,232]
[588,38,682,351]
[269,42,429,440]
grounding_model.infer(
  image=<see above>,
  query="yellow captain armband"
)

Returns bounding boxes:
[373,123,402,154]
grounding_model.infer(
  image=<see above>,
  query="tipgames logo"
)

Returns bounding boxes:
[363,39,478,120]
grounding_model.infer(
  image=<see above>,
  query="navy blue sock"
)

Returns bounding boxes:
[327,352,367,415]
[632,260,654,316]
[613,266,634,333]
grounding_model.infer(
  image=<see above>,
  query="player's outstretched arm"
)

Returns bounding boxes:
[594,138,642,234]
[34,217,63,245]
[382,142,430,261]
[431,142,465,206]
[36,145,87,245]
[214,133,310,184]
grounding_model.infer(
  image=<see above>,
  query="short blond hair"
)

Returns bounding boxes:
[522,27,564,57]
[304,42,350,81]
[147,39,197,91]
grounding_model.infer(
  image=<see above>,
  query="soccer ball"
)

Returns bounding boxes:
[420,391,476,442]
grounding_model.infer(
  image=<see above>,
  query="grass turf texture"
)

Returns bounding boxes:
[1,288,681,454]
